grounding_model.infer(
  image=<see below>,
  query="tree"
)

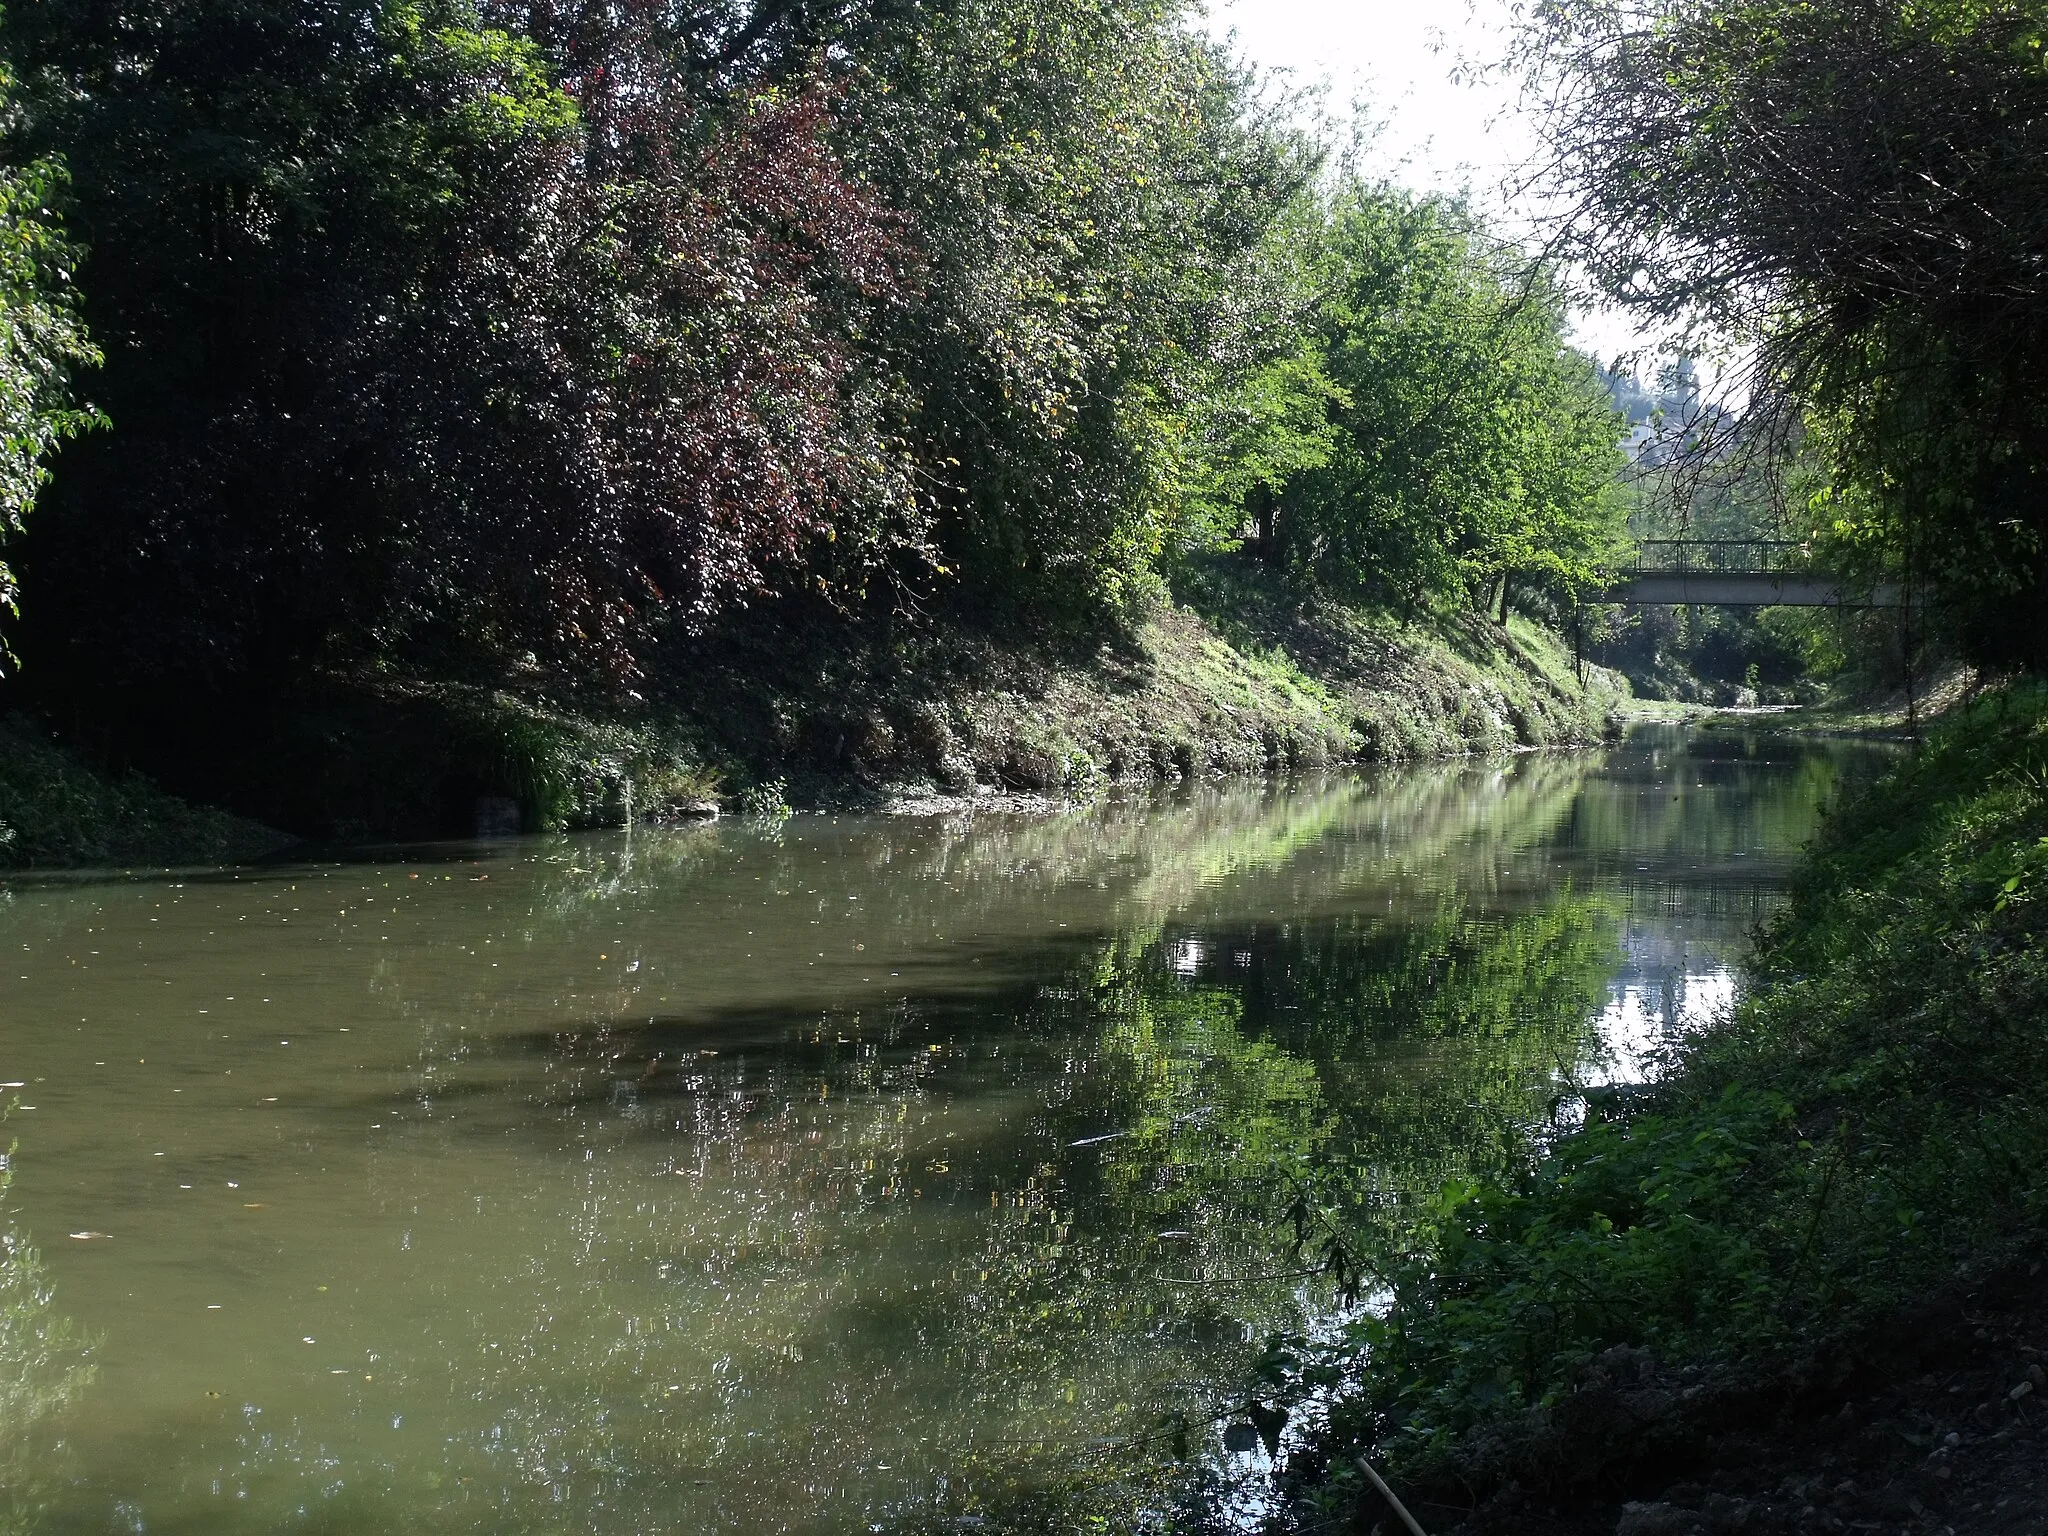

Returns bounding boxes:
[1526,0,2048,666]
[1271,187,1625,619]
[1,0,921,692]
[0,66,97,669]
[843,0,1321,629]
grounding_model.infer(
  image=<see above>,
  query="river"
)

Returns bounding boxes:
[0,724,1895,1534]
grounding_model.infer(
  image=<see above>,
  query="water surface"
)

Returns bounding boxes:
[0,725,1893,1533]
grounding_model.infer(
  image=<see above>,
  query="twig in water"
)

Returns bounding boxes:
[1355,1457,1429,1536]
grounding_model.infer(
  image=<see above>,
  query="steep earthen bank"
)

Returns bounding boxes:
[911,599,1626,799]
[1,591,1630,864]
[1397,1258,2048,1536]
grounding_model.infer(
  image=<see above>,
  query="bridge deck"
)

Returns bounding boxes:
[1605,541,1902,607]
[1611,572,1903,607]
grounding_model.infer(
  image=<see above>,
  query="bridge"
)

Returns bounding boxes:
[1605,541,1903,607]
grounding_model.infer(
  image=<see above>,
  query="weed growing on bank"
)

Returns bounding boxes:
[1271,682,2048,1501]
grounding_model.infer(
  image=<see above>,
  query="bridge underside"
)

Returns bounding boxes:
[1607,572,1903,607]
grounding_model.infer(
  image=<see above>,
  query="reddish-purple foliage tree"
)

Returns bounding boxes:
[3,0,927,696]
[393,29,926,683]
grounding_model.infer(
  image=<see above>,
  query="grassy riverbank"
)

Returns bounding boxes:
[0,572,1628,864]
[1282,681,2048,1533]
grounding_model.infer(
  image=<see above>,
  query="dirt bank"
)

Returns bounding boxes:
[0,579,1631,860]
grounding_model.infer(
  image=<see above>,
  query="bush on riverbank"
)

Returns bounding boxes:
[1280,681,2048,1504]
[0,715,290,868]
[133,678,725,843]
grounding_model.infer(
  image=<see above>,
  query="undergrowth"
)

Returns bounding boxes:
[1273,680,2048,1502]
[0,716,290,869]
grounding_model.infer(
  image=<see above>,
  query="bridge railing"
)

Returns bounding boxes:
[1628,539,1806,575]
[1629,539,1806,574]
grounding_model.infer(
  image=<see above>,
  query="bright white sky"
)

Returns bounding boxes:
[1200,0,1662,366]
[1202,0,1531,213]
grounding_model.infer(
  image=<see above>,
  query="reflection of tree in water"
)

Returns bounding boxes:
[165,749,1682,1532]
[1173,895,1621,1227]
[214,903,1621,1532]
[0,1145,94,1536]
[923,891,1622,1526]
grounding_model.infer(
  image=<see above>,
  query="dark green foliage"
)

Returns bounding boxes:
[0,0,1339,692]
[1298,682,2048,1484]
[0,715,287,867]
[180,679,721,840]
[1,0,921,692]
[0,64,97,665]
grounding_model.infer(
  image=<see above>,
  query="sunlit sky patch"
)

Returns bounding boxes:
[1202,0,1529,211]
[1200,0,1667,368]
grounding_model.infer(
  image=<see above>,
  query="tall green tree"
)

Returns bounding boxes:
[844,0,1322,628]
[1269,188,1625,618]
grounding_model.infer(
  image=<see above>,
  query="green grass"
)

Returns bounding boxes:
[946,562,1632,793]
[1282,680,2048,1492]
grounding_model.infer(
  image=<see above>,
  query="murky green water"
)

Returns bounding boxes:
[0,726,1893,1535]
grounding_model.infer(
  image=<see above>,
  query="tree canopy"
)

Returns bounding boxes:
[1269,189,1625,617]
[0,0,1632,711]
[0,63,96,667]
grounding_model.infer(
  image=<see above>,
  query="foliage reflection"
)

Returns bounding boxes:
[0,729,1890,1533]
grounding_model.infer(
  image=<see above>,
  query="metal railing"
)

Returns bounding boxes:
[1628,540,1806,575]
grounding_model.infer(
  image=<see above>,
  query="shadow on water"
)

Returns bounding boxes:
[0,725,1898,1534]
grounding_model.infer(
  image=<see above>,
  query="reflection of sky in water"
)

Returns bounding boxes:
[1591,912,1767,1086]
[1595,960,1740,1085]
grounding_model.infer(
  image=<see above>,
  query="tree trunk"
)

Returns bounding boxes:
[1253,490,1279,565]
